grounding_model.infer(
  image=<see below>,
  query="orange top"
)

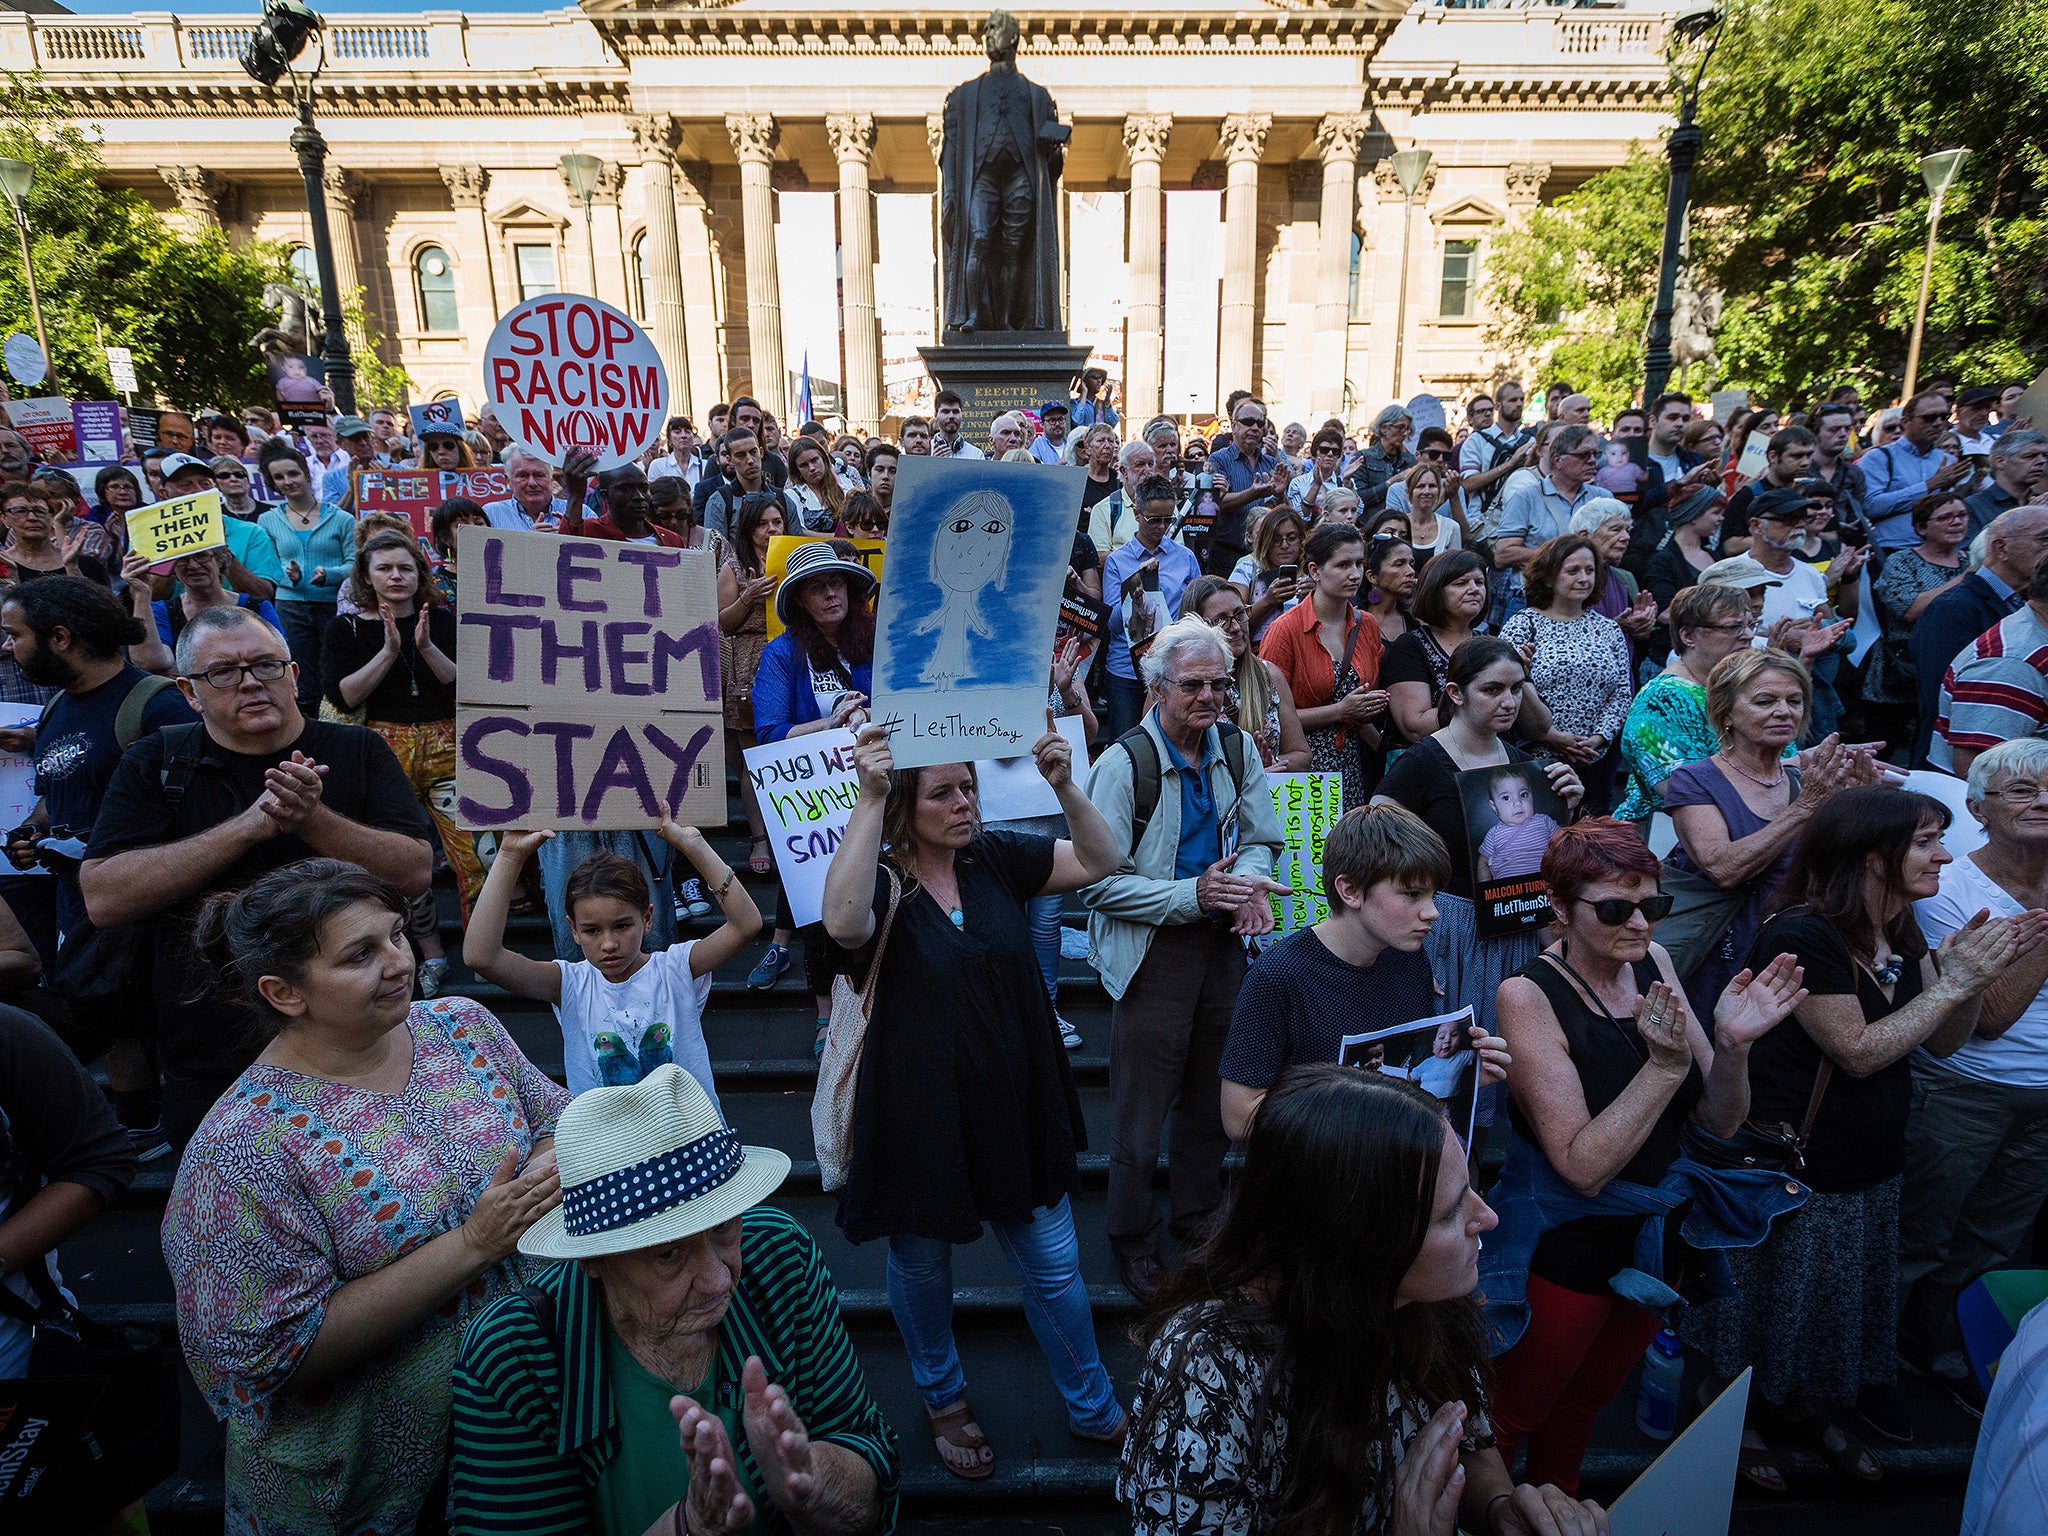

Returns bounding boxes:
[1258,596,1384,748]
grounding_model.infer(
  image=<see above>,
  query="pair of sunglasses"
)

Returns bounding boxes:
[1576,893,1674,926]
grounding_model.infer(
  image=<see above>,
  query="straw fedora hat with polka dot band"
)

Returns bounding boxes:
[519,1064,791,1261]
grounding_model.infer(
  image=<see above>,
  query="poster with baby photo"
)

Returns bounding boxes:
[266,352,328,428]
[1339,1006,1481,1151]
[1457,762,1568,940]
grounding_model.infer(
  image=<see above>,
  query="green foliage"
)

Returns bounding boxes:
[1694,0,2048,404]
[285,277,412,415]
[1482,147,1670,419]
[0,74,288,410]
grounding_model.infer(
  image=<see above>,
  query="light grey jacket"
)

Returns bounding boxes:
[1079,711,1282,1000]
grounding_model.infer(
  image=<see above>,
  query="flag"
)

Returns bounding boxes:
[797,353,814,426]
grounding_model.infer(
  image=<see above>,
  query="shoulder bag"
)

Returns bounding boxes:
[1682,1058,1834,1176]
[812,867,901,1193]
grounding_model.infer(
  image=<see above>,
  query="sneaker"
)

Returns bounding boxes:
[126,1121,172,1164]
[747,943,792,990]
[417,958,451,999]
[677,877,714,921]
[1057,1015,1082,1050]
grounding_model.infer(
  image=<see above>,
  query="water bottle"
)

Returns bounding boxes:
[1634,1328,1685,1440]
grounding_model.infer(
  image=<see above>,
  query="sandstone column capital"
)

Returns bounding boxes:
[439,164,490,208]
[1314,114,1369,169]
[1216,113,1271,166]
[726,113,780,167]
[1505,162,1553,206]
[1121,113,1173,166]
[825,114,877,167]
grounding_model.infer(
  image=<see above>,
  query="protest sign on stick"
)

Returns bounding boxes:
[483,295,665,472]
[70,401,122,462]
[127,490,226,571]
[764,534,886,640]
[744,729,862,929]
[410,400,465,439]
[1266,772,1341,935]
[9,398,76,461]
[453,526,723,830]
[870,456,1083,769]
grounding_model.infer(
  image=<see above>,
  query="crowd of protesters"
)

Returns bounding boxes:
[0,365,2045,1536]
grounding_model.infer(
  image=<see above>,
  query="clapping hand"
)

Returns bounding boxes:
[739,1355,828,1523]
[1936,910,2023,995]
[254,750,327,835]
[1712,952,1808,1048]
[58,524,89,569]
[1634,980,1692,1072]
[378,603,405,655]
[1195,852,1290,925]
[414,607,432,650]
[672,1399,756,1536]
[458,1146,562,1263]
[825,692,868,731]
[1391,1400,1468,1536]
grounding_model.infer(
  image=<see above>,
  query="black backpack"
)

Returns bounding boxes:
[1114,721,1251,857]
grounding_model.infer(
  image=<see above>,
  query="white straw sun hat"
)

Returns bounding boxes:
[519,1064,791,1261]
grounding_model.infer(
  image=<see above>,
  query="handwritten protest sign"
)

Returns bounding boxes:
[483,294,665,472]
[764,534,886,640]
[1267,772,1341,935]
[410,399,465,439]
[9,398,75,461]
[355,467,512,537]
[871,456,1083,769]
[744,729,861,929]
[453,525,723,830]
[127,489,225,571]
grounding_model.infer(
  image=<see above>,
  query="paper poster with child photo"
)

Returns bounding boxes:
[266,352,328,427]
[1457,762,1568,940]
[1339,1006,1482,1151]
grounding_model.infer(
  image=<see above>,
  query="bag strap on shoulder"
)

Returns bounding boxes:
[113,673,179,753]
[156,722,209,808]
[1118,720,1248,858]
[857,867,902,1016]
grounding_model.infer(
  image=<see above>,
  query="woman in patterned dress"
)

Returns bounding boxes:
[1119,1064,1607,1536]
[1501,535,1635,815]
[161,860,568,1536]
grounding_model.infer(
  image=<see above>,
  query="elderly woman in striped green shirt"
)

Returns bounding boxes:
[452,1065,899,1536]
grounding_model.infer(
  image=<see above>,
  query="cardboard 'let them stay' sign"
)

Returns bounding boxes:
[453,525,724,830]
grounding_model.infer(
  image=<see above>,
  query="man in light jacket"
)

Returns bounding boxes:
[1081,617,1285,1301]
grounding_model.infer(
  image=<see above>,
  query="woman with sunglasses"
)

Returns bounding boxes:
[1488,819,1809,1497]
[1286,427,1348,520]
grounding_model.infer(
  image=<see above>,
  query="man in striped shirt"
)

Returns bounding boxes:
[1932,555,2048,779]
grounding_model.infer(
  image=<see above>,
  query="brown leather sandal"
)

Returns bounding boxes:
[929,1399,995,1481]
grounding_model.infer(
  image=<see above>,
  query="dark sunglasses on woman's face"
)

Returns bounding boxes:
[1577,893,1674,926]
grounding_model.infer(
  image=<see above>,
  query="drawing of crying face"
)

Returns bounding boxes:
[933,491,1014,593]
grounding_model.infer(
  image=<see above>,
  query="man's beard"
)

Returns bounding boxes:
[18,646,78,690]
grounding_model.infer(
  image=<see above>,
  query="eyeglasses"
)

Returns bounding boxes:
[1209,608,1249,632]
[1987,781,2048,806]
[1167,675,1234,698]
[1576,893,1675,926]
[185,657,290,690]
[1557,449,1598,463]
[1701,620,1759,636]
[1315,445,1341,456]
[1235,416,1266,429]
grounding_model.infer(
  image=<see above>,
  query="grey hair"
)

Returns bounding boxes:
[1551,424,1597,461]
[1081,421,1120,451]
[1969,528,1990,571]
[1143,417,1180,449]
[1967,738,2048,806]
[1321,486,1361,514]
[1372,405,1412,434]
[174,603,287,675]
[1993,429,2048,464]
[1139,617,1232,692]
[1570,497,1632,535]
[1118,438,1153,472]
[503,444,551,474]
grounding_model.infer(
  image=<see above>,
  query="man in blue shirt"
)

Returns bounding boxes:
[1204,397,1291,579]
[1495,423,1598,572]
[1069,367,1119,429]
[1101,477,1204,739]
[1029,400,1072,465]
[1860,389,1973,550]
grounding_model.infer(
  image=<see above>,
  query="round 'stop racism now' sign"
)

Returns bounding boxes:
[483,294,667,473]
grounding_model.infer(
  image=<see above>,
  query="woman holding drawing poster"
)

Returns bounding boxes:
[1487,820,1809,1497]
[821,712,1125,1480]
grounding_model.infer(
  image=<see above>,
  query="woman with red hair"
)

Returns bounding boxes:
[1483,818,1809,1495]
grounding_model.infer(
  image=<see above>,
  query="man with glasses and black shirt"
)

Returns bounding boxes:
[1810,401,1872,536]
[78,605,432,1150]
[1204,398,1290,577]
[1861,389,1972,552]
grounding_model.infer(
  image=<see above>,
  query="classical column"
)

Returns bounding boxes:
[726,112,787,420]
[1215,114,1269,397]
[628,116,692,420]
[1505,162,1552,225]
[322,167,371,359]
[591,161,628,314]
[158,166,220,233]
[1121,113,1172,423]
[673,163,724,422]
[1311,115,1368,420]
[826,113,881,433]
[438,164,500,345]
[926,113,946,335]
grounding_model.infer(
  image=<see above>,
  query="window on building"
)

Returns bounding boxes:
[515,243,558,303]
[633,233,649,322]
[1348,231,1365,320]
[288,244,320,300]
[414,245,458,333]
[1439,239,1478,320]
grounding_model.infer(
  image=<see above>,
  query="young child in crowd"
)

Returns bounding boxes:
[1474,766,1560,880]
[463,820,762,1103]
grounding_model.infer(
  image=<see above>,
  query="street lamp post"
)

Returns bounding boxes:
[241,0,356,416]
[1903,148,1969,403]
[1388,146,1432,403]
[560,154,602,296]
[1642,4,1724,405]
[0,158,57,393]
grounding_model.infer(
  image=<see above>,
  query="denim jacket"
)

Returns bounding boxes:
[1480,1130,1809,1354]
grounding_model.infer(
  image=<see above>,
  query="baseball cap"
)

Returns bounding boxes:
[1749,485,1813,525]
[1700,555,1784,591]
[333,415,372,438]
[159,453,213,480]
[1039,400,1068,417]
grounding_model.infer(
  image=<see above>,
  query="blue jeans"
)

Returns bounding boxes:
[1028,892,1062,1009]
[274,599,334,716]
[884,1197,1120,1433]
[1105,673,1147,742]
[537,830,679,963]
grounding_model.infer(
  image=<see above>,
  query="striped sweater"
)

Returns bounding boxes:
[450,1206,900,1534]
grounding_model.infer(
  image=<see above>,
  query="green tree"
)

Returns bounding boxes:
[1481,147,1669,420]
[1694,0,2048,404]
[0,74,285,409]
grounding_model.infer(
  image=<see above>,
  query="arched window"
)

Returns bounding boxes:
[414,245,458,333]
[633,233,649,322]
[288,244,320,300]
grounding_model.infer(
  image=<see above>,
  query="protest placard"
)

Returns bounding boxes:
[70,401,122,462]
[870,456,1084,769]
[1734,428,1771,480]
[763,534,885,640]
[356,467,513,537]
[1458,762,1568,939]
[1406,393,1447,435]
[973,714,1089,822]
[743,729,861,929]
[9,397,75,461]
[0,704,43,873]
[2009,364,2048,434]
[267,352,328,428]
[453,525,724,830]
[125,407,162,453]
[1608,1370,1752,1536]
[1267,771,1341,935]
[483,294,665,471]
[104,345,138,395]
[3,333,45,387]
[1339,1007,1482,1150]
[410,399,465,439]
[126,489,226,571]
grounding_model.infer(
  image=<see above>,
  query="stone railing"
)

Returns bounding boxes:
[1377,2,1672,72]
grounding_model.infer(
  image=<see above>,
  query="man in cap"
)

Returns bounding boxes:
[1029,401,1071,465]
[325,415,378,504]
[1721,426,1819,556]
[156,454,280,602]
[1957,385,2003,458]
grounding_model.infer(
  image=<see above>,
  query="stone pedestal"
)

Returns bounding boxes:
[917,332,1093,443]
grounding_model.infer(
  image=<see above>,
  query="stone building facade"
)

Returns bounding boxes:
[2,1,1679,431]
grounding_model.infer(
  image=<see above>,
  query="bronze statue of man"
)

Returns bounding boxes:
[939,10,1070,334]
